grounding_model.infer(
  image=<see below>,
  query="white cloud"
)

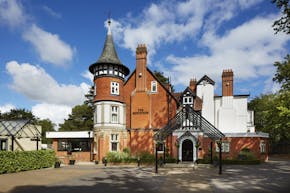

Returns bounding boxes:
[23,25,74,66]
[111,0,265,64]
[110,1,206,63]
[32,103,71,127]
[6,61,90,106]
[263,77,281,94]
[42,5,61,19]
[81,70,93,82]
[0,1,74,66]
[238,0,263,9]
[165,15,289,87]
[0,0,26,28]
[0,103,16,113]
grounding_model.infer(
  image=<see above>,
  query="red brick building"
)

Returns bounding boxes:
[47,20,269,163]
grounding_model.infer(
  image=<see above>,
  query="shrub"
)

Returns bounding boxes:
[238,148,256,160]
[0,150,55,174]
[197,157,212,164]
[106,151,135,163]
[137,151,155,164]
[122,147,131,154]
[165,156,177,163]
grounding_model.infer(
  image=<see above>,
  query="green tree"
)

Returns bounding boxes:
[153,70,169,85]
[249,56,290,144]
[273,54,290,91]
[272,0,290,34]
[0,108,56,144]
[248,94,290,143]
[59,104,93,131]
[0,108,36,121]
[84,85,95,110]
[248,94,275,132]
[38,119,55,144]
[153,70,174,92]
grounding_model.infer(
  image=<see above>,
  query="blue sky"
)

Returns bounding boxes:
[0,0,289,126]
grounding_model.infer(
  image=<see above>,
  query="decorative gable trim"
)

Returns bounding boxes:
[178,131,197,141]
[196,75,215,85]
[182,87,196,96]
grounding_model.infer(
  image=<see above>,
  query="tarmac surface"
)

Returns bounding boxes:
[0,157,289,193]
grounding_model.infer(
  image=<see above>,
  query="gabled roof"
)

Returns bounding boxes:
[196,75,215,85]
[0,120,41,138]
[181,87,196,97]
[147,68,178,103]
[179,87,202,111]
[173,92,182,101]
[124,68,179,104]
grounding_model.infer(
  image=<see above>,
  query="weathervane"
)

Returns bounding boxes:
[107,11,111,35]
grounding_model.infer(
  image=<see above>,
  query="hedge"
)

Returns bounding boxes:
[0,150,55,174]
[106,151,136,163]
[104,151,155,164]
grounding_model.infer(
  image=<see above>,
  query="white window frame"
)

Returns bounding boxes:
[216,141,230,153]
[183,96,193,104]
[110,134,119,151]
[0,139,7,151]
[111,106,118,123]
[111,82,119,95]
[151,81,157,93]
[260,142,266,153]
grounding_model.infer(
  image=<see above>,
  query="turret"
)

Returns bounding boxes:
[89,19,130,103]
[89,20,129,161]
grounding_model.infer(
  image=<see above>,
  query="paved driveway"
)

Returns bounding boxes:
[0,159,289,193]
[210,160,290,193]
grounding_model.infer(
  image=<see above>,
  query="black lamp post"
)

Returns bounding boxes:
[155,144,158,173]
[88,131,92,161]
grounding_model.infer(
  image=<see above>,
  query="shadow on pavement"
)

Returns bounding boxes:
[6,167,212,193]
[4,159,290,193]
[210,160,290,193]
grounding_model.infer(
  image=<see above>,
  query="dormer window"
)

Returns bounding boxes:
[183,96,193,104]
[151,81,157,93]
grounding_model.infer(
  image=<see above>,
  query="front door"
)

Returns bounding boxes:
[182,139,193,161]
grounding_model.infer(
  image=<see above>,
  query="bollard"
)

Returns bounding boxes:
[103,157,107,167]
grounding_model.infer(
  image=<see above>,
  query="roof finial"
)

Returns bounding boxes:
[107,12,112,35]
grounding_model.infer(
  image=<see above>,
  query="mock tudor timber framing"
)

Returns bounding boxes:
[154,105,225,174]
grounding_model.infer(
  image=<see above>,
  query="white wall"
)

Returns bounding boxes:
[247,110,255,132]
[94,101,126,129]
[0,137,41,151]
[197,82,214,125]
[215,96,249,133]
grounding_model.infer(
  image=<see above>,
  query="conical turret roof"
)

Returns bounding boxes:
[96,28,122,65]
[89,20,129,76]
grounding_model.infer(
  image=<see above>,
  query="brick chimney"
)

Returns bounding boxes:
[189,78,197,92]
[136,44,147,92]
[222,69,234,96]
